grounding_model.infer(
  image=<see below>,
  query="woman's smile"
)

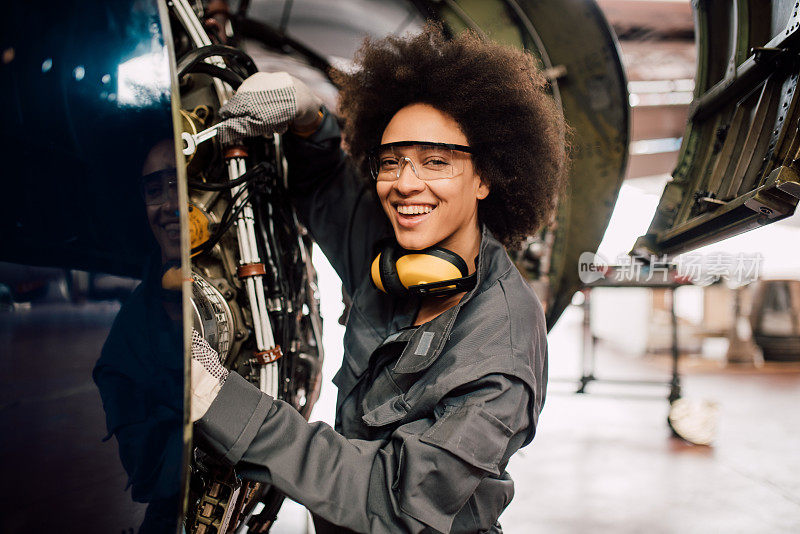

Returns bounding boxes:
[393,201,438,227]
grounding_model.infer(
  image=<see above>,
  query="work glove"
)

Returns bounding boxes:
[216,72,322,144]
[191,329,229,422]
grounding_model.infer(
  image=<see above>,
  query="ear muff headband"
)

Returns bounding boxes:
[370,243,477,298]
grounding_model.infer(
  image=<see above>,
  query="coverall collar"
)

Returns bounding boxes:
[391,224,511,375]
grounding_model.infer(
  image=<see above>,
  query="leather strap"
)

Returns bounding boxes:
[237,263,267,279]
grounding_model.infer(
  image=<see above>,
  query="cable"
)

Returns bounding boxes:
[191,188,252,255]
[188,162,268,191]
[185,62,244,89]
[177,44,258,80]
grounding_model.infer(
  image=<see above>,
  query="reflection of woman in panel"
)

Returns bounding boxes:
[94,140,183,533]
[192,24,567,533]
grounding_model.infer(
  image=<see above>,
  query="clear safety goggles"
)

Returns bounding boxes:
[140,168,178,206]
[367,141,473,182]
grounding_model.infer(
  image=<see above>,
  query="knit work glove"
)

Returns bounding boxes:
[217,72,322,144]
[191,329,229,422]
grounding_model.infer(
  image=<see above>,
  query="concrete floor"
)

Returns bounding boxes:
[270,251,800,534]
[500,306,800,534]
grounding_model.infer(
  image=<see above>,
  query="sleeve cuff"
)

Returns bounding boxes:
[287,106,338,144]
[195,372,274,464]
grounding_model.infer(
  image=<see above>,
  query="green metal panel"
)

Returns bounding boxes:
[633,0,800,259]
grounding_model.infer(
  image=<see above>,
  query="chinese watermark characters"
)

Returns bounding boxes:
[577,251,763,286]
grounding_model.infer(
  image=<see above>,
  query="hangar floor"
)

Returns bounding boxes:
[271,250,800,534]
[497,305,800,534]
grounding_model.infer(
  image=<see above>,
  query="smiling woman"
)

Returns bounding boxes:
[190,22,568,534]
[141,140,180,264]
[335,24,569,249]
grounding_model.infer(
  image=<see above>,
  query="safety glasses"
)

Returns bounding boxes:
[367,141,473,182]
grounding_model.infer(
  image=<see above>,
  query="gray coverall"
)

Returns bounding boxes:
[195,111,549,533]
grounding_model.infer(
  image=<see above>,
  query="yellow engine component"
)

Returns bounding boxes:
[180,105,212,172]
[188,202,212,256]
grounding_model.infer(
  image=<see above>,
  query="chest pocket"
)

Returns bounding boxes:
[359,329,419,428]
[361,366,407,427]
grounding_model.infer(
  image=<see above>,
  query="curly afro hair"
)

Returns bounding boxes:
[332,23,569,248]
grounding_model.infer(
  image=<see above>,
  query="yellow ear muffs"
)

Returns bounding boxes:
[396,254,464,288]
[370,243,477,298]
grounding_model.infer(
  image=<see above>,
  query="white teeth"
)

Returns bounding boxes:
[397,205,434,215]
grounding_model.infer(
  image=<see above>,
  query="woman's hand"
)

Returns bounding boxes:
[190,329,229,422]
[216,72,322,143]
